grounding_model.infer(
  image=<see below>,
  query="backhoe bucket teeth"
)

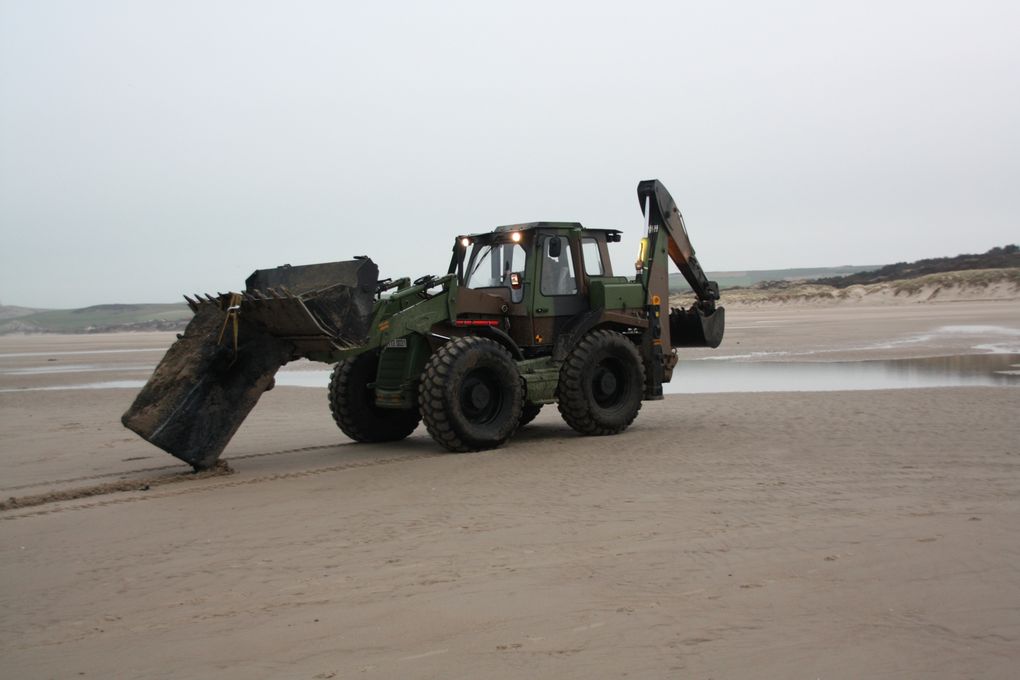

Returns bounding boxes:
[669,305,725,349]
[122,258,379,469]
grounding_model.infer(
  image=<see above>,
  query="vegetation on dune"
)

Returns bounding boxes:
[719,245,1020,304]
[702,268,1020,306]
[886,267,1020,295]
[810,245,1019,288]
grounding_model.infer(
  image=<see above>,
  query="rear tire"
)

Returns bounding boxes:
[557,329,644,435]
[329,352,420,442]
[419,336,523,452]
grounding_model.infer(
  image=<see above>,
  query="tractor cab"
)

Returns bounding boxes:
[450,223,622,352]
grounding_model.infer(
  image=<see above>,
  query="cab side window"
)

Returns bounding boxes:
[540,236,577,296]
[581,238,604,276]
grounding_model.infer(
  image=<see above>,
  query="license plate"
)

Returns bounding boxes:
[386,338,408,348]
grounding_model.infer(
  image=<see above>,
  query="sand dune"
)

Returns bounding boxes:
[683,267,1020,307]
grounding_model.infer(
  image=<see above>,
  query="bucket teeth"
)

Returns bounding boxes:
[185,294,227,311]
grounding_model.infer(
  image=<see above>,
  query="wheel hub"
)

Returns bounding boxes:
[469,382,492,410]
[592,360,625,407]
[460,369,503,424]
[597,371,618,396]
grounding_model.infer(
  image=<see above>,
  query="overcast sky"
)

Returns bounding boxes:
[1,0,1018,308]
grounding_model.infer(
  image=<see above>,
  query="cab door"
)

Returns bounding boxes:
[530,233,586,347]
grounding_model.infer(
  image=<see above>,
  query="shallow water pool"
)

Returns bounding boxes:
[3,353,1017,394]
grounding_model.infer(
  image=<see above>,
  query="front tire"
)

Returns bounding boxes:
[419,336,523,452]
[557,329,644,435]
[329,352,420,442]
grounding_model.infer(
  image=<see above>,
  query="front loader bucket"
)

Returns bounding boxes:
[122,257,378,469]
[669,305,725,349]
[122,305,292,469]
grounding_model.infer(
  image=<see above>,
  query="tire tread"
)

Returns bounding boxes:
[556,329,644,435]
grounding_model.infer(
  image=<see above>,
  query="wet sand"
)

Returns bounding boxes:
[1,301,1019,678]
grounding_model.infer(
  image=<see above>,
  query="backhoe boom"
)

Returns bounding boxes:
[637,179,720,306]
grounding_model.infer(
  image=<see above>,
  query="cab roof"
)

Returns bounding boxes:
[465,222,622,239]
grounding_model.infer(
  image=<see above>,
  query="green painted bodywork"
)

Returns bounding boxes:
[309,224,644,410]
[311,274,458,364]
[589,277,646,311]
[374,333,431,408]
[516,356,560,403]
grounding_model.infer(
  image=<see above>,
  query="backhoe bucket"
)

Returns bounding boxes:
[669,305,725,349]
[122,257,378,469]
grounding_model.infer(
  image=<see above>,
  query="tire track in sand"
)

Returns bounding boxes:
[2,451,444,520]
[0,443,349,493]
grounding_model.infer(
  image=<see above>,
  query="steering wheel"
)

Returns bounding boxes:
[413,274,436,287]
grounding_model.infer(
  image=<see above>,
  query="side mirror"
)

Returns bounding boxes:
[548,237,562,258]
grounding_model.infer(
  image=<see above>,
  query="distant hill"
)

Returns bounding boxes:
[692,244,1020,306]
[0,304,43,321]
[706,268,1020,306]
[0,303,191,335]
[669,265,879,293]
[669,245,1020,294]
[808,245,1019,288]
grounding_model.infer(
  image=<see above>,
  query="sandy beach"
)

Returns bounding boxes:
[1,300,1018,679]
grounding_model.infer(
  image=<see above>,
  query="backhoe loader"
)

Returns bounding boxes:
[123,180,725,468]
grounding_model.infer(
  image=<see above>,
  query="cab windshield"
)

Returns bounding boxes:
[464,242,526,289]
